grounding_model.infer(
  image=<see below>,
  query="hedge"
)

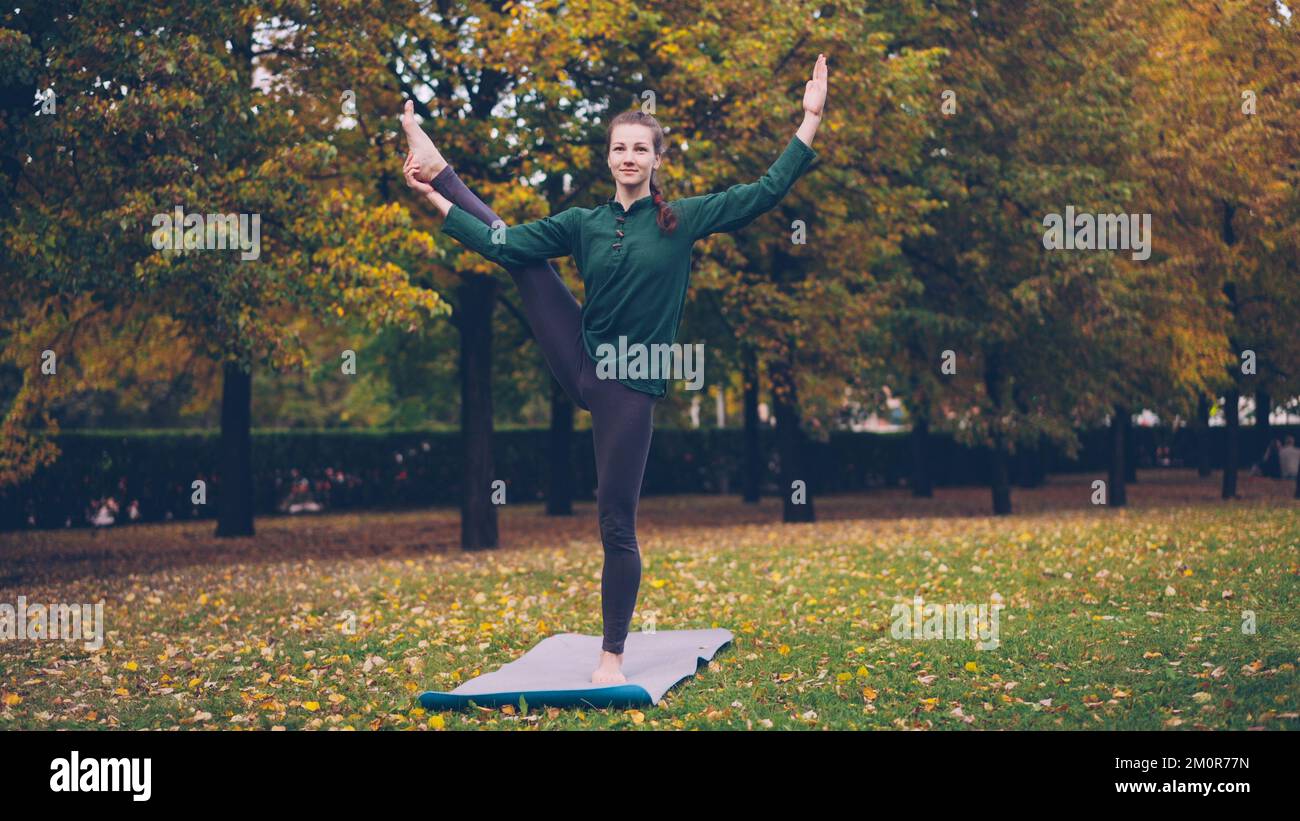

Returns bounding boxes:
[1,423,1294,531]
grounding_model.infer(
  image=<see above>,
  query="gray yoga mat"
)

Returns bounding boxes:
[418,627,734,711]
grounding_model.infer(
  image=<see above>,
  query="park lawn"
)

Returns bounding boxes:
[0,482,1297,730]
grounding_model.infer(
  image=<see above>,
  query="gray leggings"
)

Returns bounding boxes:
[432,164,656,655]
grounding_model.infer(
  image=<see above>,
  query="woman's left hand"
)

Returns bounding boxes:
[803,53,828,118]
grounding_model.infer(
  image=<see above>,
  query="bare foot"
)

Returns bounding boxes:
[591,650,627,684]
[401,100,447,183]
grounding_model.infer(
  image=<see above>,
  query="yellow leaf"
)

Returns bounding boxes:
[125,661,138,671]
[2,693,21,706]
[628,710,645,724]
[862,687,878,701]
[114,688,129,697]
[303,701,320,712]
[965,661,979,673]
[428,715,444,729]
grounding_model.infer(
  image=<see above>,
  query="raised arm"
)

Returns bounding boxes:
[676,54,827,242]
[404,152,578,268]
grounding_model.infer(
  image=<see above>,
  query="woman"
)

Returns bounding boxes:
[401,54,828,684]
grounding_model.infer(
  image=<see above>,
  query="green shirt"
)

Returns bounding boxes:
[440,135,817,397]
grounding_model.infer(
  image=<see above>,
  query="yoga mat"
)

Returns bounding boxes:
[418,627,734,711]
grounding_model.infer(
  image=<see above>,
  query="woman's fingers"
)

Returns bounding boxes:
[403,151,423,176]
[402,151,431,192]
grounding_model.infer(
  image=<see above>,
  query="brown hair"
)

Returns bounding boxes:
[606,110,678,234]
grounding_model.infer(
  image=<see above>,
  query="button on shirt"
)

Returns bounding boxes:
[439,135,817,397]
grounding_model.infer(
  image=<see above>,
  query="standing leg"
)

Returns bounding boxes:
[580,360,657,681]
[431,164,587,410]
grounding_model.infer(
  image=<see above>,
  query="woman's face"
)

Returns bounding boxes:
[607,123,660,189]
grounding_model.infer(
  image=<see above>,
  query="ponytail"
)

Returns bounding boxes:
[649,171,678,234]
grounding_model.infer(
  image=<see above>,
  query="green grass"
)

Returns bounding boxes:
[1,474,1297,730]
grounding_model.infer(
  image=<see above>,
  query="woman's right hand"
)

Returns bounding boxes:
[403,151,434,195]
[403,151,454,217]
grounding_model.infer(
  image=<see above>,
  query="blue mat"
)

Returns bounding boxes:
[418,628,734,711]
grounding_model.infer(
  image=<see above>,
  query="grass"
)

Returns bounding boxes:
[0,469,1296,730]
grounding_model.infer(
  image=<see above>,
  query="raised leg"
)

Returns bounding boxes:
[431,164,588,409]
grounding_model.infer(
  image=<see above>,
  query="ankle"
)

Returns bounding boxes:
[419,160,449,185]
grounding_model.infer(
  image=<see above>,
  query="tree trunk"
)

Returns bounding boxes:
[1034,432,1050,486]
[457,276,499,549]
[216,359,254,537]
[1015,435,1043,489]
[984,350,1012,515]
[1123,407,1138,483]
[990,433,1012,515]
[547,377,573,516]
[1108,403,1128,508]
[910,412,933,497]
[1222,389,1239,500]
[741,347,761,504]
[771,361,813,523]
[1196,393,1212,477]
[1255,388,1271,474]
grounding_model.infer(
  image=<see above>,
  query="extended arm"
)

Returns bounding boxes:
[677,54,827,241]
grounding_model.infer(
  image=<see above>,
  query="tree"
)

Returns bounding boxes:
[897,0,1155,515]
[660,0,941,522]
[0,2,447,536]
[1122,0,1300,499]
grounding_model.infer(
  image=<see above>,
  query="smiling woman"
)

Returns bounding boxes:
[603,110,679,235]
[400,53,828,687]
